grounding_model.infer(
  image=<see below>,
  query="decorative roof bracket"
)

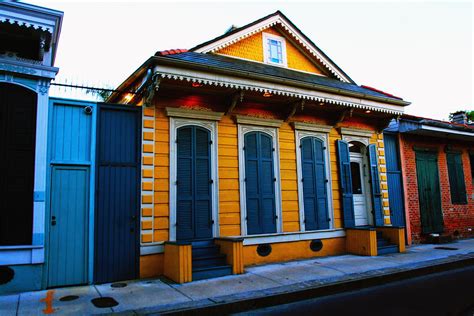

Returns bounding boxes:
[226,90,244,115]
[285,99,305,122]
[334,108,353,126]
[143,74,161,107]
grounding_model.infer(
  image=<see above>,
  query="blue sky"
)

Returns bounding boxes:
[29,0,472,120]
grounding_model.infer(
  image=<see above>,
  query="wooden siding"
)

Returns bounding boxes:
[218,116,241,236]
[216,27,325,75]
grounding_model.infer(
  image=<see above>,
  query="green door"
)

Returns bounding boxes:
[415,151,444,233]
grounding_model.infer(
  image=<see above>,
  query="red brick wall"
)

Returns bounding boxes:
[400,134,474,243]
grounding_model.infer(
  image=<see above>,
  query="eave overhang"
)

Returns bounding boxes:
[110,55,409,115]
[398,120,474,142]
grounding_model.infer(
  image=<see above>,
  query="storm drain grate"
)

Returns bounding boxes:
[59,295,79,302]
[91,297,119,308]
[434,246,459,250]
[111,282,127,288]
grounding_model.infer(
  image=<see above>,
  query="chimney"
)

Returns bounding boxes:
[450,111,468,125]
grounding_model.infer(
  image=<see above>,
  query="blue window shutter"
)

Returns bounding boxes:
[176,126,212,240]
[368,144,384,226]
[301,137,329,230]
[314,139,329,229]
[337,140,355,228]
[245,132,276,235]
[194,127,212,239]
[177,127,194,240]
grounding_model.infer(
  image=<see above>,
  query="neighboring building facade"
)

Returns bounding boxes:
[0,1,63,293]
[110,11,410,282]
[385,115,474,244]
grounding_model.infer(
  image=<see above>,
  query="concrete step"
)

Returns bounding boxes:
[192,254,227,268]
[192,264,232,281]
[377,244,399,255]
[192,244,221,257]
[191,239,215,247]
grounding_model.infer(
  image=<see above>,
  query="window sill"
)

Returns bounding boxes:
[240,229,346,246]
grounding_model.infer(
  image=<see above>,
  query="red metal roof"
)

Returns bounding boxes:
[155,49,188,56]
[361,85,403,100]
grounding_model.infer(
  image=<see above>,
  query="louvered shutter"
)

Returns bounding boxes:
[177,127,194,240]
[336,140,355,228]
[447,152,467,204]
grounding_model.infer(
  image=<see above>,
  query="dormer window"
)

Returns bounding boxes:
[263,33,287,67]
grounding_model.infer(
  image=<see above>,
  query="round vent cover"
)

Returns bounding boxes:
[310,239,323,252]
[257,244,272,257]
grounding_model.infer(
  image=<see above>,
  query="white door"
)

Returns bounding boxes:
[350,154,370,226]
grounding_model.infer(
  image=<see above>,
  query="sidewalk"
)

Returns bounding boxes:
[1,239,474,316]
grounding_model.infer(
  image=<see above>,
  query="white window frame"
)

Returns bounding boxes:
[295,129,334,231]
[238,124,283,236]
[169,117,219,241]
[262,32,288,67]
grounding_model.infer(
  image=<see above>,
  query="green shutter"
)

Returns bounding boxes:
[446,152,467,204]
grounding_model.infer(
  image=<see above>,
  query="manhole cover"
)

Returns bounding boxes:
[91,297,119,308]
[59,295,79,302]
[434,246,458,250]
[111,282,127,288]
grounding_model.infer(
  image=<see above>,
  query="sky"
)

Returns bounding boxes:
[28,0,473,120]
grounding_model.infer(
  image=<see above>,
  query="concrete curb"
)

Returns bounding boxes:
[121,253,474,316]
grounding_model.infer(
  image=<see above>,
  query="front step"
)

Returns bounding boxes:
[376,233,398,255]
[191,239,232,281]
[192,264,233,281]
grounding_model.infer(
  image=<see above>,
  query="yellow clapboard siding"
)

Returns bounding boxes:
[154,204,168,217]
[220,213,241,225]
[219,201,240,213]
[282,190,298,201]
[154,179,168,192]
[283,222,300,232]
[219,168,239,179]
[220,179,240,190]
[154,217,169,229]
[218,157,239,168]
[282,200,299,211]
[281,179,297,191]
[282,211,300,222]
[220,225,241,237]
[154,192,168,203]
[220,190,240,202]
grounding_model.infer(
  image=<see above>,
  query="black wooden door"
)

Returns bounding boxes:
[176,126,213,241]
[95,104,141,283]
[0,83,36,245]
[415,151,444,233]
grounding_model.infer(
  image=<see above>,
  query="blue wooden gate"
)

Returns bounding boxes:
[301,137,329,230]
[94,104,141,283]
[245,132,276,235]
[384,133,406,227]
[47,99,94,288]
[176,126,213,240]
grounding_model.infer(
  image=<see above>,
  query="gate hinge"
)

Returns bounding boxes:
[209,179,214,184]
[209,140,213,145]
[273,177,276,182]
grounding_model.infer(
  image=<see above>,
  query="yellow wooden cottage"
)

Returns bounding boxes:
[109,11,410,282]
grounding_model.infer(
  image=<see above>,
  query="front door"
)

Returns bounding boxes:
[48,166,89,287]
[176,126,213,241]
[95,104,141,283]
[415,151,443,233]
[350,154,370,226]
[245,131,277,235]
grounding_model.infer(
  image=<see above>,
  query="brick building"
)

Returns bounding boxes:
[385,114,474,244]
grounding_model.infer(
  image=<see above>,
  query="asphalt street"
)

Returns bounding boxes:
[235,265,474,316]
